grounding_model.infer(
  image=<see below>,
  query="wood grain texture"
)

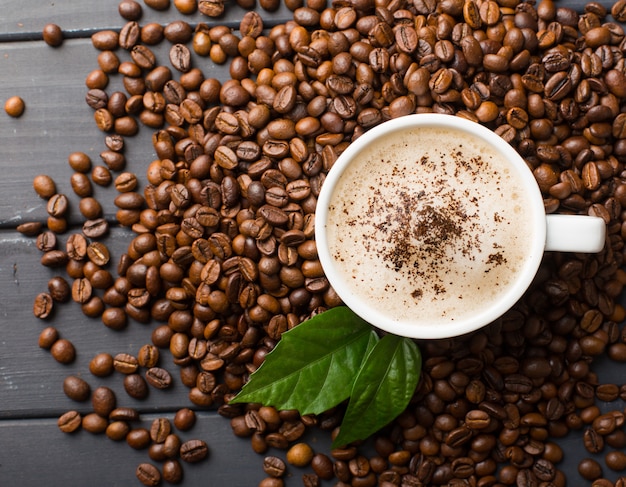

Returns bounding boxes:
[0,0,294,39]
[1,0,626,486]
[0,413,323,487]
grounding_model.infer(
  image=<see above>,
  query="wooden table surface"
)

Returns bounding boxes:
[0,1,625,486]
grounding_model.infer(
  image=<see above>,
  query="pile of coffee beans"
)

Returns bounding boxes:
[17,0,626,484]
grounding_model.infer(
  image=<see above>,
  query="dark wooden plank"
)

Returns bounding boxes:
[0,404,621,486]
[0,413,335,486]
[0,229,192,417]
[1,1,626,486]
[0,36,240,228]
[0,0,294,39]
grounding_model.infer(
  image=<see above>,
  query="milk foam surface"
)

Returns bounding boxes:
[326,126,537,325]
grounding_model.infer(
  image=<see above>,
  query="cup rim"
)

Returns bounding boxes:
[315,113,547,339]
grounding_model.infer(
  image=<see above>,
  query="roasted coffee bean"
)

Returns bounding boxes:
[162,458,184,483]
[146,367,173,389]
[58,410,82,433]
[48,276,71,302]
[137,344,160,368]
[150,417,171,444]
[606,451,626,471]
[83,218,109,238]
[578,458,603,480]
[263,456,287,478]
[113,353,139,374]
[42,23,64,47]
[124,373,149,400]
[174,407,196,431]
[170,43,192,72]
[38,326,59,349]
[180,439,209,463]
[63,375,91,402]
[286,442,314,467]
[32,174,57,199]
[50,339,76,364]
[91,386,116,417]
[5,95,25,117]
[88,352,113,377]
[136,463,161,487]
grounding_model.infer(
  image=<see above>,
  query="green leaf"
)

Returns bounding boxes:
[332,335,422,448]
[230,306,378,415]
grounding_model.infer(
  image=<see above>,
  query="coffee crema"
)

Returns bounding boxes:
[325,126,538,326]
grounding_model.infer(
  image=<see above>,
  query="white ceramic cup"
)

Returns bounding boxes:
[315,114,606,339]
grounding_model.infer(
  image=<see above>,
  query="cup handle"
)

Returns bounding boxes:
[545,214,606,253]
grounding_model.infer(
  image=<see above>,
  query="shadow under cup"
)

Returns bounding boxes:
[315,114,549,340]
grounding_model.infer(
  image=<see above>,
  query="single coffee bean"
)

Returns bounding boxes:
[136,463,161,487]
[92,386,116,417]
[109,407,140,422]
[137,344,160,368]
[48,276,71,302]
[263,456,287,477]
[119,21,140,50]
[113,353,139,374]
[72,278,93,304]
[162,459,184,484]
[82,412,108,434]
[311,453,334,480]
[42,23,63,46]
[174,408,196,431]
[170,44,192,72]
[32,174,56,199]
[58,410,81,433]
[286,442,314,467]
[83,218,109,238]
[63,375,91,402]
[38,326,59,349]
[146,367,173,389]
[4,95,25,117]
[89,352,114,377]
[16,221,42,237]
[106,421,130,441]
[102,307,127,330]
[115,172,138,192]
[578,458,603,480]
[91,30,119,50]
[50,339,76,364]
[36,231,57,252]
[124,373,150,400]
[127,428,151,450]
[179,439,209,463]
[151,417,172,443]
[612,0,626,21]
[605,450,626,471]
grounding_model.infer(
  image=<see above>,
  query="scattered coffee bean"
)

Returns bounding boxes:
[42,23,63,47]
[91,386,117,417]
[82,412,108,434]
[38,326,59,349]
[173,408,196,431]
[124,429,149,452]
[32,174,56,199]
[63,375,91,402]
[88,352,113,377]
[136,462,161,487]
[179,439,209,463]
[58,410,82,433]
[286,442,314,467]
[50,338,75,364]
[4,95,25,117]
